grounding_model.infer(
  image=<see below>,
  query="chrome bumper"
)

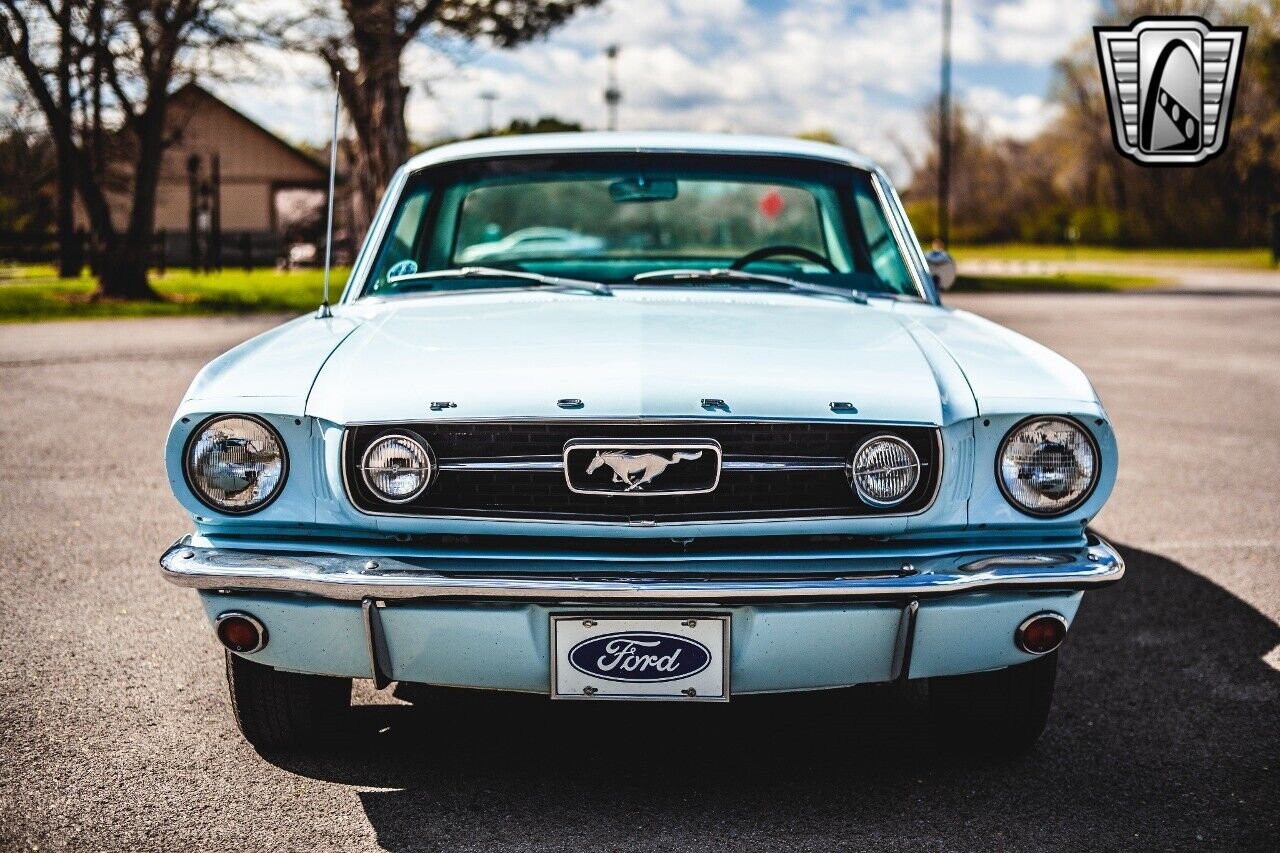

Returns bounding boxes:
[159,535,1124,603]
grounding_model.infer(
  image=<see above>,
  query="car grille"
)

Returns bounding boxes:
[342,420,941,523]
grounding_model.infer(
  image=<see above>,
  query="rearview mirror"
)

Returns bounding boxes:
[609,176,678,203]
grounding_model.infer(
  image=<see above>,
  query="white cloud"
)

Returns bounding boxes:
[963,85,1062,140]
[207,0,1100,180]
[988,0,1096,64]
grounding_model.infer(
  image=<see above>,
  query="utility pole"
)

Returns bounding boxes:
[604,44,622,131]
[479,90,498,134]
[937,0,952,246]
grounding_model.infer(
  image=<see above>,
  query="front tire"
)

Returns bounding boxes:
[927,651,1058,756]
[224,651,351,751]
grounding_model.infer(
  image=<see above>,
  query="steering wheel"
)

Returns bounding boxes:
[730,245,838,272]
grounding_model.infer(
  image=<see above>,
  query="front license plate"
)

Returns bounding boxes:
[551,615,730,701]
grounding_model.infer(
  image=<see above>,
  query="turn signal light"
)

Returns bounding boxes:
[216,612,267,654]
[1015,612,1067,655]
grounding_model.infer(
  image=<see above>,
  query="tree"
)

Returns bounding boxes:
[422,114,582,150]
[902,0,1280,247]
[1043,0,1280,246]
[795,129,841,145]
[281,0,602,234]
[492,115,584,136]
[0,69,56,236]
[0,0,245,298]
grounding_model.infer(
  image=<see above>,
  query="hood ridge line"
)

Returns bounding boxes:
[891,311,981,424]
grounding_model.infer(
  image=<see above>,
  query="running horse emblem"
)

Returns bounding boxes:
[586,450,704,492]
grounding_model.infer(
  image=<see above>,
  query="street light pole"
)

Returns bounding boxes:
[938,0,952,246]
[479,90,498,134]
[604,44,621,131]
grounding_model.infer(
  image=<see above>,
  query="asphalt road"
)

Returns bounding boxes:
[1,292,1277,851]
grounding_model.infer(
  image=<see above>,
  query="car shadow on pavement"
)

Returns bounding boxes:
[265,540,1279,851]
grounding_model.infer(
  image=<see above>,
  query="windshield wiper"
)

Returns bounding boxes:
[632,268,868,304]
[386,266,612,296]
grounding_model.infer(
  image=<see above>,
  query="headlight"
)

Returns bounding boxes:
[848,435,920,507]
[997,416,1098,516]
[360,433,436,503]
[185,415,287,514]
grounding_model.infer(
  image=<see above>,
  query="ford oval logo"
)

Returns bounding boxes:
[568,631,711,683]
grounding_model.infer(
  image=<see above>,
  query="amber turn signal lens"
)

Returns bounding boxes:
[1016,613,1067,655]
[216,612,266,653]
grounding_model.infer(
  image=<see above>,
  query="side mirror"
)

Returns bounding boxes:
[925,249,957,292]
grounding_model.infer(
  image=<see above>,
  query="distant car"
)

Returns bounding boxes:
[161,132,1121,754]
[285,242,318,269]
[456,226,605,263]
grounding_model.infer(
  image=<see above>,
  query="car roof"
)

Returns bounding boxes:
[402,131,881,174]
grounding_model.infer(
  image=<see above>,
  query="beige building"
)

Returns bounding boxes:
[82,83,331,266]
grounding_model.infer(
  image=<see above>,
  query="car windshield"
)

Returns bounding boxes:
[360,153,922,299]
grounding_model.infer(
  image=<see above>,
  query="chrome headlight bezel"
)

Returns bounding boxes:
[359,431,437,504]
[847,434,922,508]
[996,415,1100,518]
[182,414,289,515]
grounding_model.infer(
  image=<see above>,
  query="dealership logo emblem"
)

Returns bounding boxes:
[1094,17,1247,165]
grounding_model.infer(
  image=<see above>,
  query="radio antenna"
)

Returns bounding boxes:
[317,73,340,319]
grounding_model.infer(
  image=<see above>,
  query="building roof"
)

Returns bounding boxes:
[403,131,881,175]
[169,83,328,180]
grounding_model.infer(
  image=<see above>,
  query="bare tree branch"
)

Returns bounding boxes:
[401,0,445,43]
[275,0,601,233]
[0,0,250,297]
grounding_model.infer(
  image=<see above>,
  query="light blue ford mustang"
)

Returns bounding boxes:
[161,133,1122,753]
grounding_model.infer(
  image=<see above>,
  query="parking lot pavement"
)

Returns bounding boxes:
[1,293,1277,851]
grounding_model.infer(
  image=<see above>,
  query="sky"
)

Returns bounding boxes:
[218,0,1101,180]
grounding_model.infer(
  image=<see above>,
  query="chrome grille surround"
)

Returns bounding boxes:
[341,420,943,523]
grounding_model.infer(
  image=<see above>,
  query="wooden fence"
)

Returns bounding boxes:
[0,229,287,273]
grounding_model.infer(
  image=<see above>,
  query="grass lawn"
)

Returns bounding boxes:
[0,266,347,323]
[0,260,1195,322]
[951,272,1164,293]
[951,243,1275,269]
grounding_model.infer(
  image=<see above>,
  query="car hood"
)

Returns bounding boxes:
[304,289,976,425]
[181,313,361,416]
[889,300,1101,416]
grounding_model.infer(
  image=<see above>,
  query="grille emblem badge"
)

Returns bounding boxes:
[564,440,722,496]
[587,450,703,492]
